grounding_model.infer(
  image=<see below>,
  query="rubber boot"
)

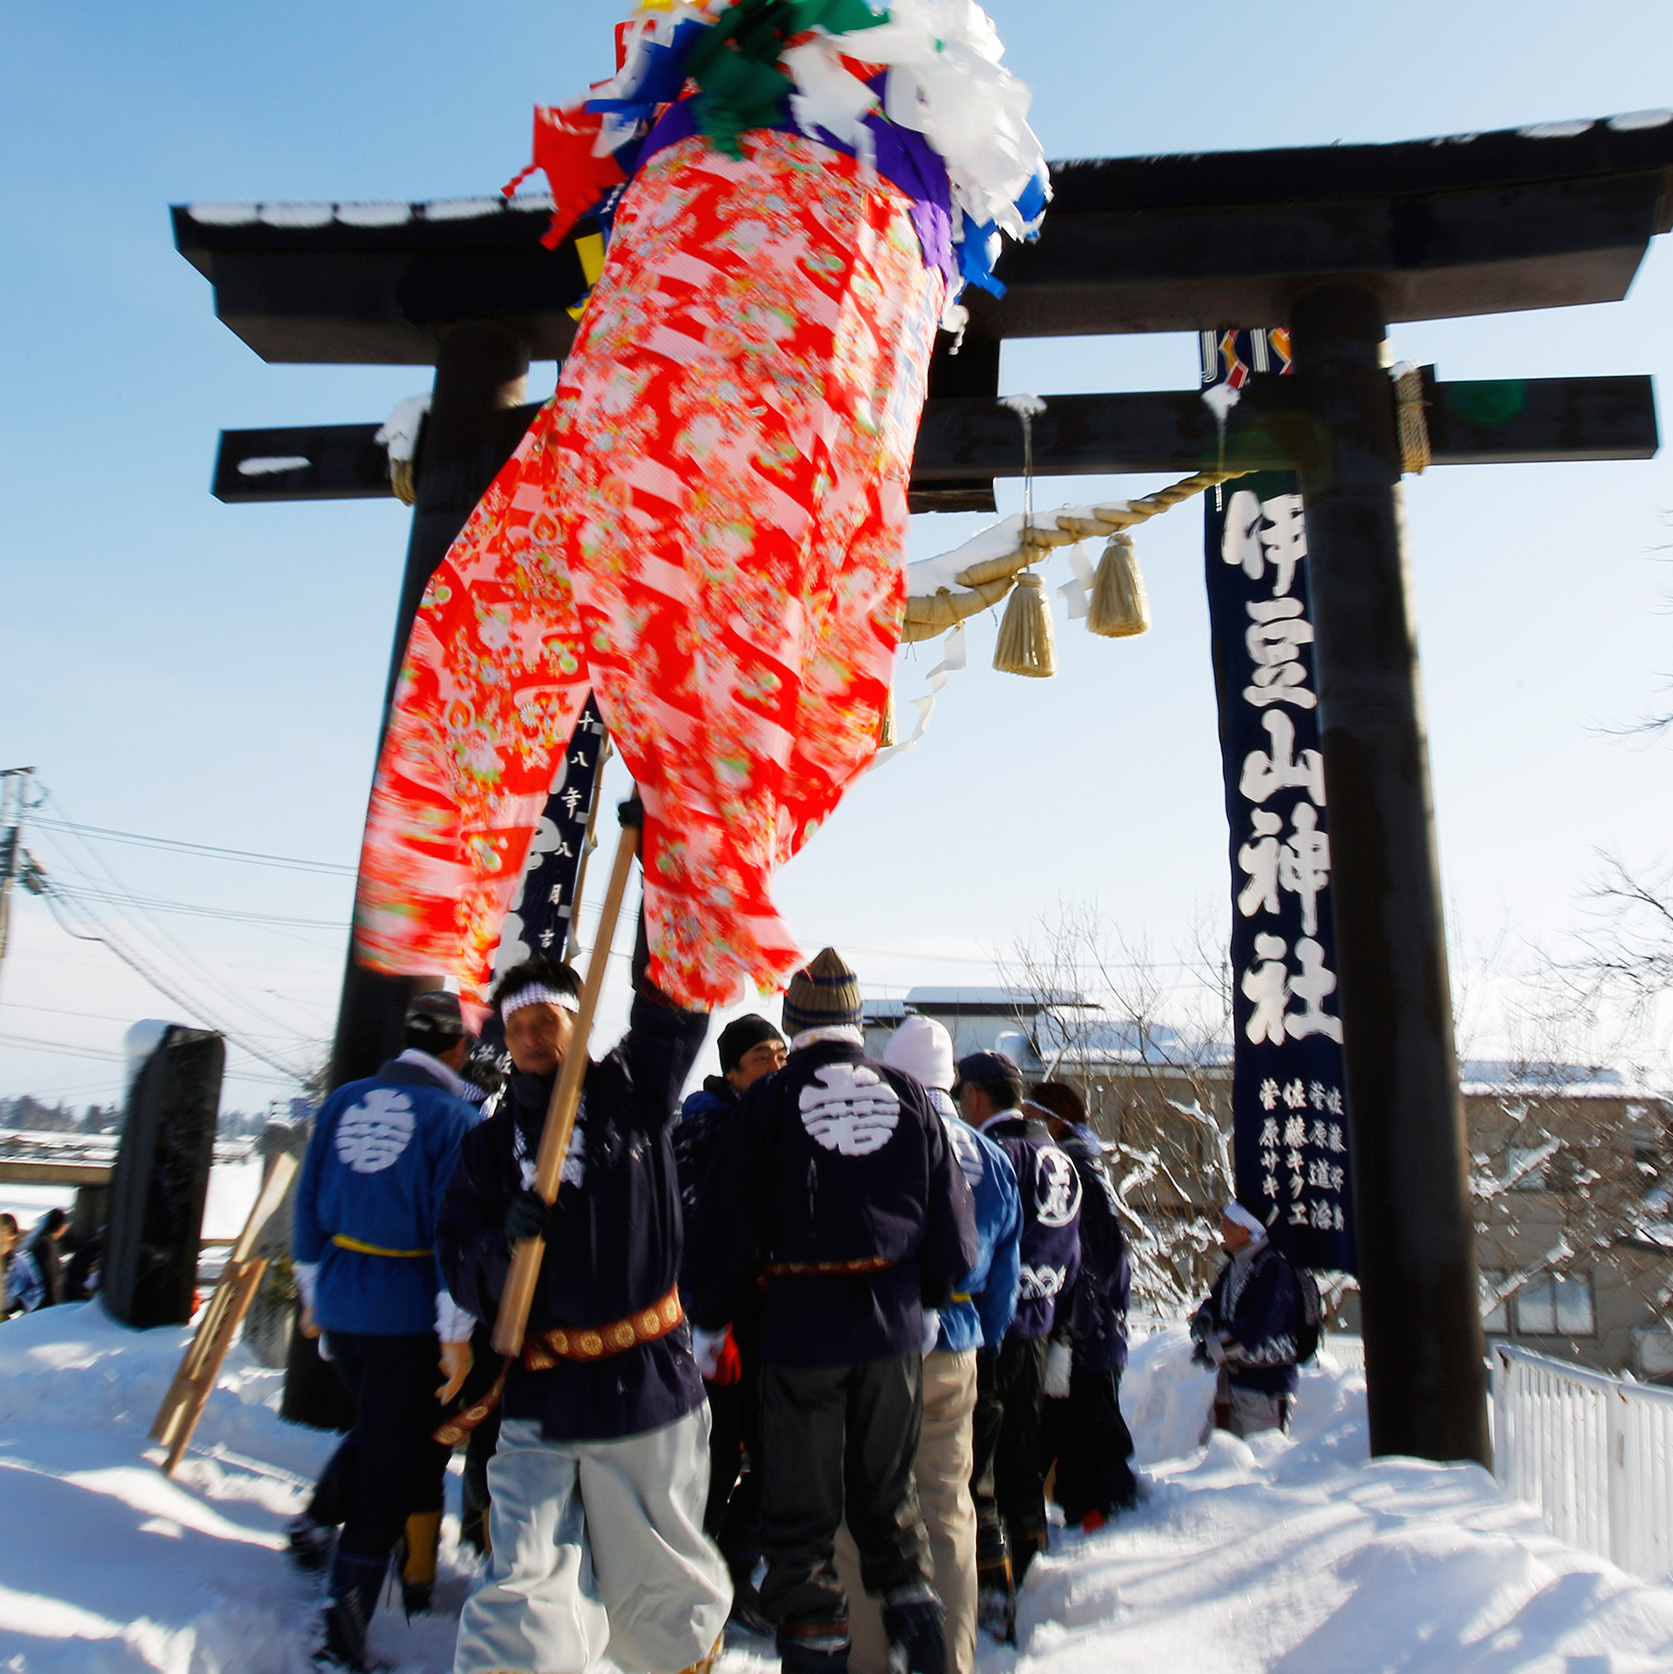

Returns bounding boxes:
[1008,1509,1048,1587]
[882,1585,946,1674]
[391,1510,440,1617]
[974,1523,1014,1645]
[722,1547,773,1639]
[777,1617,851,1674]
[286,1513,336,1573]
[319,1549,385,1670]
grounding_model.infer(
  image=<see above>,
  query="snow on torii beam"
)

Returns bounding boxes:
[178,108,1673,1471]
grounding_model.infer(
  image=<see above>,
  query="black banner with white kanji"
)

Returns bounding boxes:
[1202,329,1356,1274]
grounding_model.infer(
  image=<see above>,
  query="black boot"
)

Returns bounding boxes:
[286,1514,336,1573]
[722,1549,774,1639]
[318,1550,385,1670]
[776,1617,850,1674]
[882,1586,946,1674]
[974,1523,1015,1645]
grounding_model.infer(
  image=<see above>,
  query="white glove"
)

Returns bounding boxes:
[1044,1341,1073,1399]
[435,1291,478,1345]
[1205,1333,1232,1366]
[293,1261,318,1311]
[692,1327,728,1381]
[920,1309,941,1356]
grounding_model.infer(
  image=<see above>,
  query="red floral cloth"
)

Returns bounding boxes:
[355,130,943,1010]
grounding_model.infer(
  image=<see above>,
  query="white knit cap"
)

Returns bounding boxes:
[1222,1200,1268,1238]
[884,1015,956,1092]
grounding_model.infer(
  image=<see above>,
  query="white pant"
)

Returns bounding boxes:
[454,1408,731,1674]
[834,1349,978,1674]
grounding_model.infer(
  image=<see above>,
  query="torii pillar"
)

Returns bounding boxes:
[1289,282,1484,1460]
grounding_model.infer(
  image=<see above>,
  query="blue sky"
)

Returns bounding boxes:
[2,0,1670,1112]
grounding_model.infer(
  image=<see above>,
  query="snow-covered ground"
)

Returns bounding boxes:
[2,1157,264,1246]
[2,1307,1672,1674]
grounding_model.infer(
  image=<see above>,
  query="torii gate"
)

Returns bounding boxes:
[176,110,1672,1467]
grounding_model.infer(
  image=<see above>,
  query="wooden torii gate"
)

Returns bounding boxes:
[176,111,1672,1467]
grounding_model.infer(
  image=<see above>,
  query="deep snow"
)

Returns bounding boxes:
[2,1306,1673,1673]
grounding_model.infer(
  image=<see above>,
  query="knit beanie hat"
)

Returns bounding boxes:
[718,1013,785,1075]
[883,1015,956,1091]
[781,947,862,1038]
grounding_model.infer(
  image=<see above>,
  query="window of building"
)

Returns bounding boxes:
[1479,1269,1509,1334]
[1515,1273,1595,1337]
[1506,1145,1550,1190]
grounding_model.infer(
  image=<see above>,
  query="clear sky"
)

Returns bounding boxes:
[1,0,1670,1114]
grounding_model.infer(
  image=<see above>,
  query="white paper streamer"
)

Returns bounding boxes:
[873,624,968,768]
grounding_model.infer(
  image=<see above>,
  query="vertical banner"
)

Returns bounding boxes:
[1202,329,1356,1273]
[491,693,609,974]
[466,695,610,1084]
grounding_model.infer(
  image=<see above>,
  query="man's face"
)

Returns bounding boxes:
[503,1001,575,1076]
[1219,1213,1253,1254]
[726,1037,786,1093]
[956,1082,989,1126]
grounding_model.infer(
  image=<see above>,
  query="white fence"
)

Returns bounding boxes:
[1492,1342,1673,1582]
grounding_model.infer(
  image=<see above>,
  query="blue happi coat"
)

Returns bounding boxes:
[295,1057,477,1337]
[928,1089,1021,1355]
[1195,1238,1302,1395]
[982,1112,1082,1341]
[1058,1125,1131,1374]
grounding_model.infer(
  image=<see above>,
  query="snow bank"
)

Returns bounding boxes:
[2,1306,1673,1672]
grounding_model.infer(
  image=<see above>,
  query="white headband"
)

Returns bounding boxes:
[501,985,580,1020]
[1222,1201,1268,1238]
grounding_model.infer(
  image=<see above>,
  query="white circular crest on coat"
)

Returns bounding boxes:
[1034,1145,1083,1228]
[334,1087,416,1174]
[799,1063,901,1156]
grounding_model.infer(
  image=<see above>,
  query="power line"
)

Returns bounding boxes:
[32,788,327,1050]
[49,882,347,931]
[36,884,311,1082]
[27,816,355,876]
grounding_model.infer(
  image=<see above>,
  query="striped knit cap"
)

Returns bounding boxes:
[781,947,862,1038]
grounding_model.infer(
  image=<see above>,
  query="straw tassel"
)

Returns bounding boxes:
[993,571,1056,677]
[877,689,898,749]
[1087,532,1151,639]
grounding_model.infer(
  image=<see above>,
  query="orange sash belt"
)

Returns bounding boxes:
[762,1256,896,1278]
[434,1287,684,1447]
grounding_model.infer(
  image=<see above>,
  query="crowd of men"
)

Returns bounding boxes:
[285,821,1312,1674]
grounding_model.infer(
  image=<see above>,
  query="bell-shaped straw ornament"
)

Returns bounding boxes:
[993,570,1056,677]
[1087,531,1150,638]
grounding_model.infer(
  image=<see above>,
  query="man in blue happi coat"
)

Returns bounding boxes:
[673,1011,787,1636]
[954,1050,1081,1641]
[291,989,480,1669]
[1191,1199,1303,1437]
[1026,1081,1137,1530]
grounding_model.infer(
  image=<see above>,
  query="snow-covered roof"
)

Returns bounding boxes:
[899,985,1094,1012]
[1460,1062,1668,1102]
[180,196,557,230]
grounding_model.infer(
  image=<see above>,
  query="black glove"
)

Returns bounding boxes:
[504,1189,555,1245]
[1191,1340,1212,1369]
[618,794,644,830]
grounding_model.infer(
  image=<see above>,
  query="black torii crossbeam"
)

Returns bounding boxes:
[175,111,1673,1469]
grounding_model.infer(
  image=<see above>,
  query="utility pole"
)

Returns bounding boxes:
[0,766,36,1005]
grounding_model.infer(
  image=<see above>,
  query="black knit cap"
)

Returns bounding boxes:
[781,947,862,1038]
[404,990,465,1040]
[718,1013,785,1075]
